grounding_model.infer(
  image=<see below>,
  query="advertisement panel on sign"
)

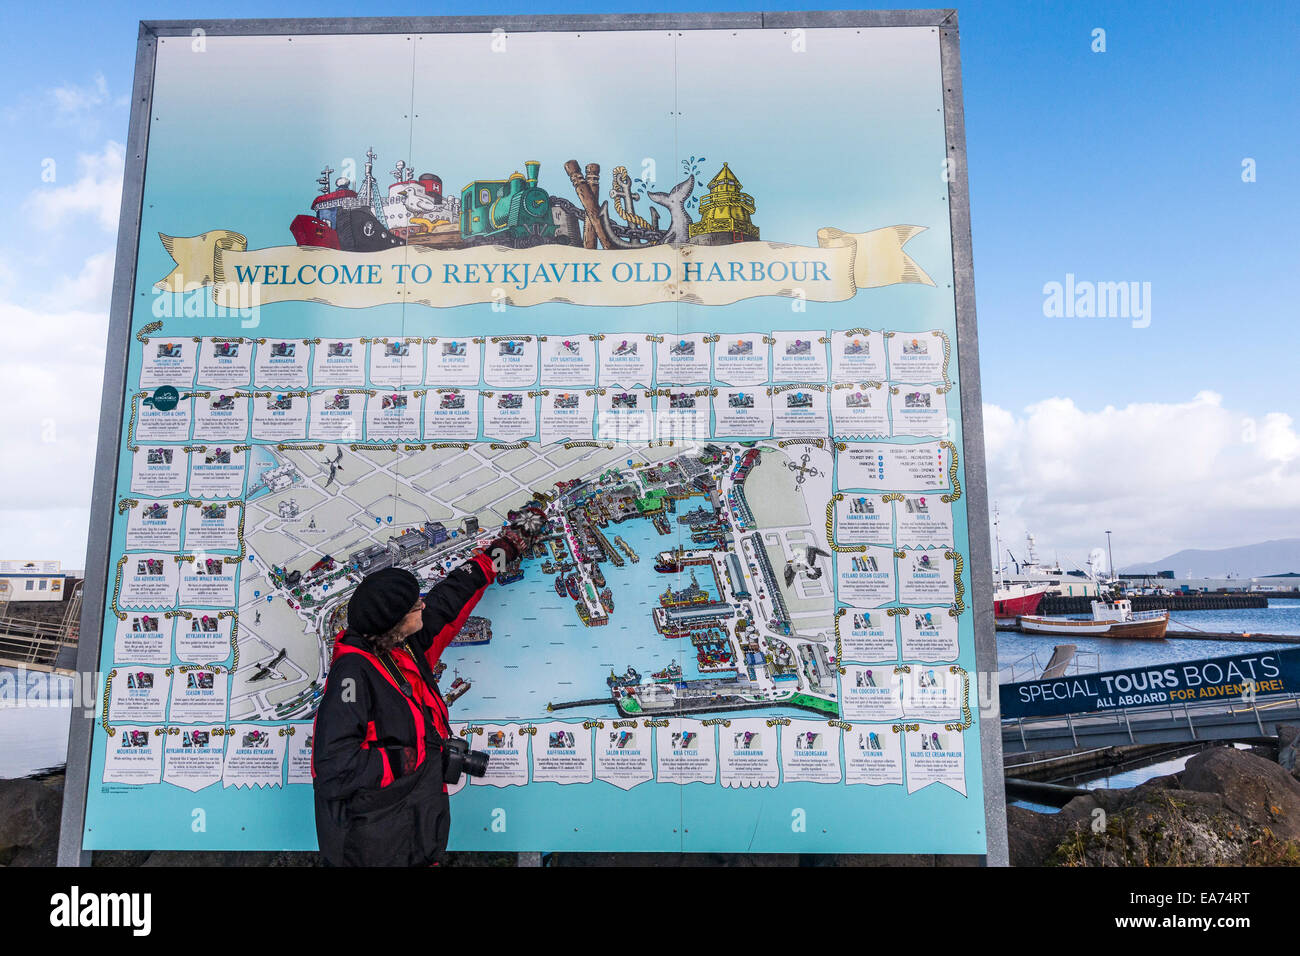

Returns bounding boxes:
[63,12,1003,859]
[1000,649,1300,720]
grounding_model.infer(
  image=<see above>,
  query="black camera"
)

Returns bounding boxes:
[442,737,489,784]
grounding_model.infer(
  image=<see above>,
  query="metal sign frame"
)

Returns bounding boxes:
[60,9,1006,866]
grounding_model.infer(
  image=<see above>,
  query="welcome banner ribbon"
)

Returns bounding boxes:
[154,225,935,310]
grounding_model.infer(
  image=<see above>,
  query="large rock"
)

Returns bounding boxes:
[1007,805,1071,867]
[1013,745,1300,866]
[1180,747,1300,840]
[1278,724,1300,781]
[0,777,64,866]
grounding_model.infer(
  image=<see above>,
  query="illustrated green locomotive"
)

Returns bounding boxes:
[459,161,580,247]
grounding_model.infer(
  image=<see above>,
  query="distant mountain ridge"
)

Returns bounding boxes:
[1123,538,1300,579]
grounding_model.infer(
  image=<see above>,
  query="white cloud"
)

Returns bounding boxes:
[51,73,111,117]
[0,287,107,565]
[983,393,1300,569]
[1256,412,1300,464]
[26,141,125,233]
[40,249,116,312]
[4,72,127,132]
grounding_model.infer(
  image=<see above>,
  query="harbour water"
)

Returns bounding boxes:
[1166,598,1300,639]
[0,667,74,779]
[1010,744,1260,814]
[997,598,1300,678]
[1009,752,1201,814]
[0,707,70,779]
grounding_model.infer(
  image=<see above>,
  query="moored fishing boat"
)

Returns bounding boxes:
[1018,599,1168,639]
[994,582,1050,625]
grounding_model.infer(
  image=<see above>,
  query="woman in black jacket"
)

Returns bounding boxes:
[311,524,530,866]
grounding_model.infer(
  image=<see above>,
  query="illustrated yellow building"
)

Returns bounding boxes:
[688,163,760,244]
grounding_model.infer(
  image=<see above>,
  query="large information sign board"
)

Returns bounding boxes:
[65,12,1004,858]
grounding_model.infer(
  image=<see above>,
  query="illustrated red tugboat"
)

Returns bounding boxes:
[290,159,404,252]
[445,675,471,705]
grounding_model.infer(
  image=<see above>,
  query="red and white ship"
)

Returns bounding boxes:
[991,509,1102,624]
[289,147,461,252]
[993,581,1049,624]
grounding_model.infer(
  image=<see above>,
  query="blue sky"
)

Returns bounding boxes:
[2,0,1297,571]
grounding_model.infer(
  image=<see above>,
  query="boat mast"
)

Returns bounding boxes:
[992,502,1004,588]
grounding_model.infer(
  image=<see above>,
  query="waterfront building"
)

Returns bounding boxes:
[388,530,427,560]
[799,642,835,691]
[730,484,756,528]
[350,543,395,573]
[654,601,737,629]
[261,462,298,493]
[0,559,68,603]
[746,532,792,632]
[725,552,751,599]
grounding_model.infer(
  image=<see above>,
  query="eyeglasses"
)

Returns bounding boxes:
[408,598,425,614]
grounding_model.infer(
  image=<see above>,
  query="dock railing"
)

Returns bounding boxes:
[0,581,81,670]
[1003,688,1300,752]
[1001,648,1100,683]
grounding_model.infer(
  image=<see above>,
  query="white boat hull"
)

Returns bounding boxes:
[1018,616,1114,635]
[1017,611,1169,639]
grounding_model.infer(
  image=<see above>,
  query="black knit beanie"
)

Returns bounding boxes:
[346,567,421,637]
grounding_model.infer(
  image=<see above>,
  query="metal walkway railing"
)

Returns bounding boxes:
[0,582,81,669]
[1003,692,1300,753]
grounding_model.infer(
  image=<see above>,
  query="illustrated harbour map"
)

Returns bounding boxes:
[83,21,990,854]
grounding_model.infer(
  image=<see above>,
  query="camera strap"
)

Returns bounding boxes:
[375,649,444,755]
[379,650,449,754]
[401,641,448,750]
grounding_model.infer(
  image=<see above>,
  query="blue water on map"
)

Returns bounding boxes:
[439,512,713,719]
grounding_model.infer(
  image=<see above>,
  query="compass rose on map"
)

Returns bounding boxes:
[784,450,823,493]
